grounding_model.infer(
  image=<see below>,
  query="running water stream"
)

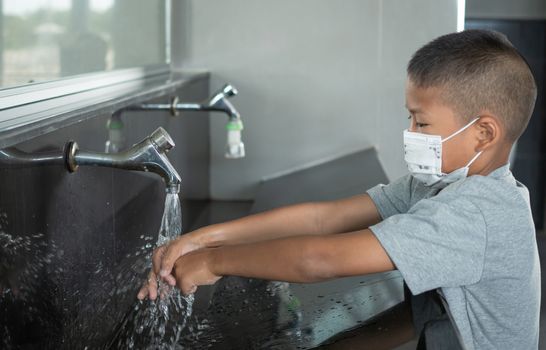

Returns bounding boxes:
[112,193,195,349]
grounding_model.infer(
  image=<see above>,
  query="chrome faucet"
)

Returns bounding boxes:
[130,84,240,119]
[126,84,245,159]
[0,127,181,194]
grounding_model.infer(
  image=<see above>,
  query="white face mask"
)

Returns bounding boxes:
[403,117,482,188]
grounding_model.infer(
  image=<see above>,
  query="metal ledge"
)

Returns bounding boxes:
[0,68,209,149]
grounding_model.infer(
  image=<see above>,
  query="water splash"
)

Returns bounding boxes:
[0,210,56,303]
[0,214,62,349]
[112,193,195,349]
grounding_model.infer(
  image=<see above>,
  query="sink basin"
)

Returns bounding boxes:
[175,272,404,349]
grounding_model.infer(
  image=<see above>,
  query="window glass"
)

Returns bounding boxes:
[1,0,167,89]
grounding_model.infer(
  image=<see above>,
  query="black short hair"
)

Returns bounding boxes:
[407,29,537,142]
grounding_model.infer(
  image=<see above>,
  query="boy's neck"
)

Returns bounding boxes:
[473,146,511,176]
[476,161,509,176]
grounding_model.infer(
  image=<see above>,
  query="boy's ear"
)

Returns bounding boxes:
[475,114,502,151]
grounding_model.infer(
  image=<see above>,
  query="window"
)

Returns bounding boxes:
[1,0,168,89]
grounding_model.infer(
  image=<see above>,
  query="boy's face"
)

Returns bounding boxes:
[405,79,480,174]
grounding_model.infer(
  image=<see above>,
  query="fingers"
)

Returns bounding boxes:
[148,271,158,300]
[158,281,172,300]
[164,274,177,286]
[159,241,182,278]
[172,258,196,296]
[136,271,158,300]
[152,244,178,285]
[151,240,182,279]
[152,245,166,275]
[141,236,201,300]
[137,284,148,300]
[137,273,194,299]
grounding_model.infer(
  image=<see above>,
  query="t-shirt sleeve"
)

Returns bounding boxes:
[366,174,414,219]
[368,195,487,295]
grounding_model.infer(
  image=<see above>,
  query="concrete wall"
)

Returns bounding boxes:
[466,0,546,19]
[173,0,458,200]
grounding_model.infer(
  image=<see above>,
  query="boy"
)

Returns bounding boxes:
[138,30,540,350]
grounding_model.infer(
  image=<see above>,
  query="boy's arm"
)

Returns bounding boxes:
[198,193,381,247]
[163,194,379,271]
[172,229,394,295]
[139,194,381,299]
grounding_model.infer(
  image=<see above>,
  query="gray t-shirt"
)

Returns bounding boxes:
[367,164,540,350]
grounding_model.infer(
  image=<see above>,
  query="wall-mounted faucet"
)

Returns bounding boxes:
[125,84,245,159]
[0,127,181,194]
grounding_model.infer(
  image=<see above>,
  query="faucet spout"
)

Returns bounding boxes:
[66,127,181,193]
[0,127,181,194]
[205,84,241,119]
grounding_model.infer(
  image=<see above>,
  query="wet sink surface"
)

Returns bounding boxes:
[175,272,404,349]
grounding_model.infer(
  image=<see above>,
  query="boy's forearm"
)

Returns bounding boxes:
[209,229,395,283]
[197,202,324,248]
[210,235,323,283]
[320,194,382,234]
[197,194,382,249]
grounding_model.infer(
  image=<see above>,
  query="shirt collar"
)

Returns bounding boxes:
[486,163,511,179]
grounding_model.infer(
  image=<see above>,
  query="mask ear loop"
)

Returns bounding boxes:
[465,150,483,168]
[442,117,481,143]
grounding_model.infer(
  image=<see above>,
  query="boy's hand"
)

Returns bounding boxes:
[137,232,203,300]
[137,270,160,300]
[172,249,222,295]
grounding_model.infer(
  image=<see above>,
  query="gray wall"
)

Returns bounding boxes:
[466,0,546,19]
[173,0,458,200]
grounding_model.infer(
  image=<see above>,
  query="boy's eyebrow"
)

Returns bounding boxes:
[406,107,423,115]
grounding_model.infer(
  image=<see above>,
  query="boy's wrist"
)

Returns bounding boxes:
[207,246,224,277]
[189,224,225,249]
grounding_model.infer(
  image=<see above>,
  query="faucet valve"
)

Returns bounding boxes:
[149,127,175,153]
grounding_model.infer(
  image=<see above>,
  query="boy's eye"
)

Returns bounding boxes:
[407,115,428,128]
